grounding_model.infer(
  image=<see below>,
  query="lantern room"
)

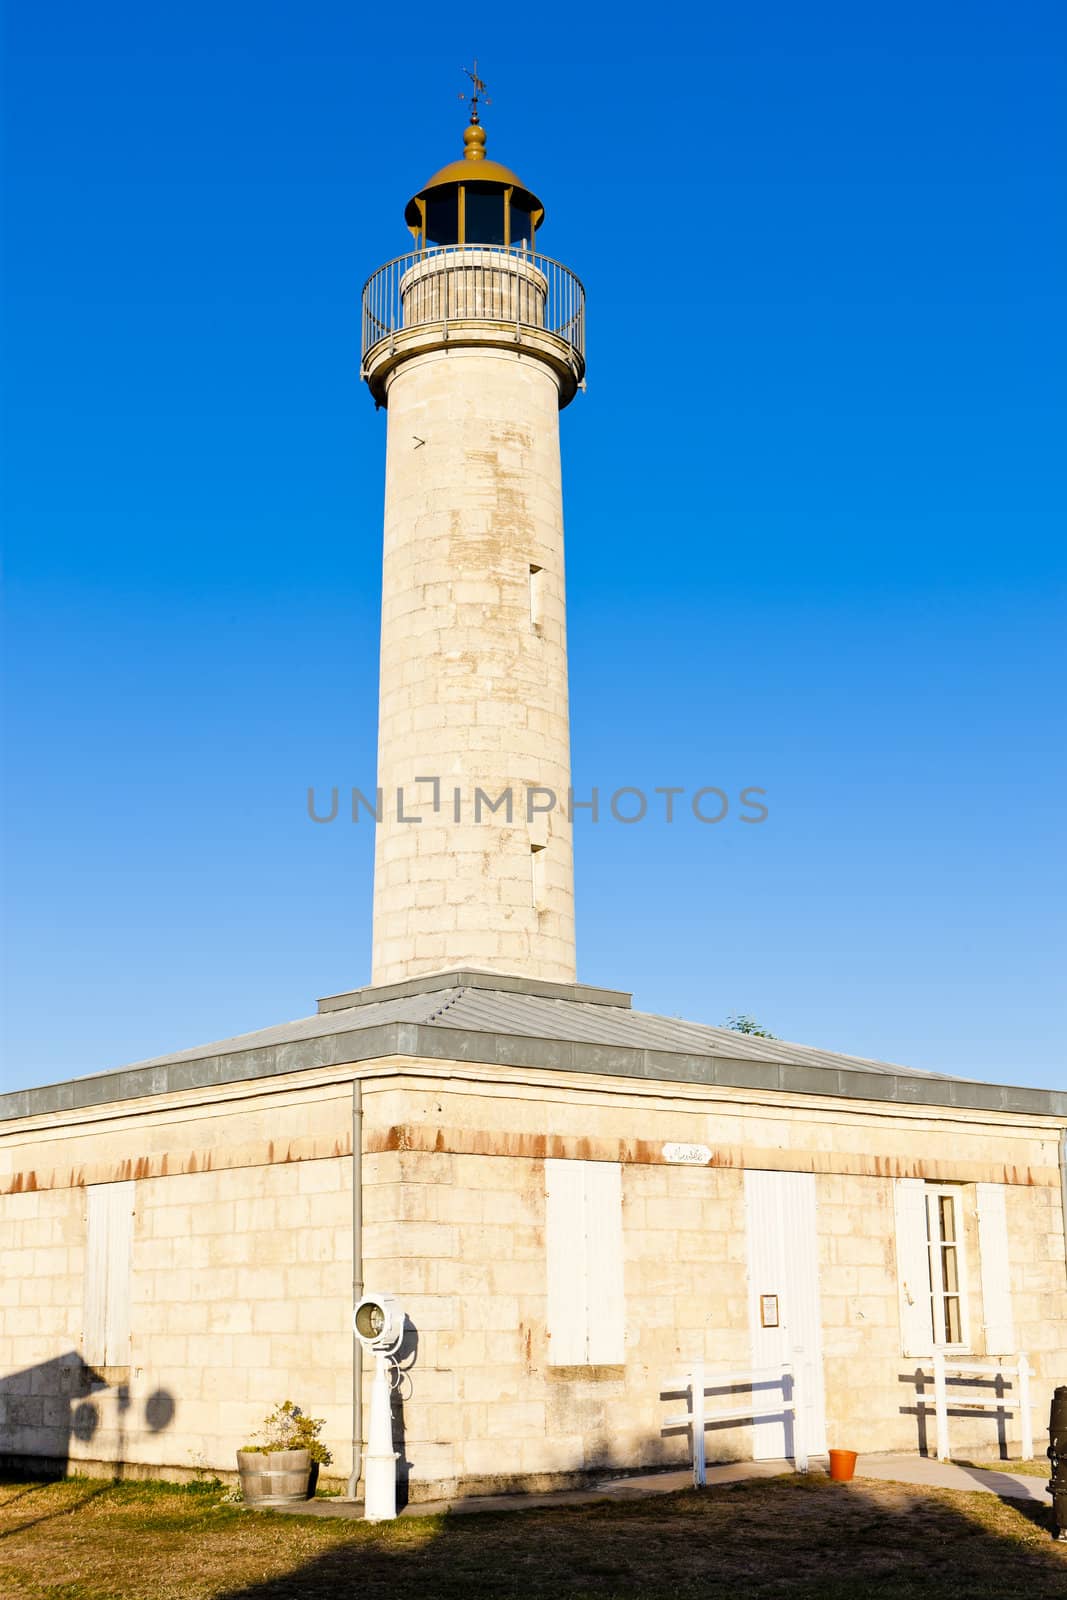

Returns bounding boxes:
[403,121,545,250]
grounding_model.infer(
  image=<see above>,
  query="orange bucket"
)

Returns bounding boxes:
[828,1449,858,1482]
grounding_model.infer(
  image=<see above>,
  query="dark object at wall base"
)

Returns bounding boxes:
[1047,1385,1067,1539]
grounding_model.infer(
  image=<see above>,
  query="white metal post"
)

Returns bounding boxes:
[363,1349,399,1521]
[932,1349,951,1462]
[791,1351,808,1474]
[1018,1353,1033,1461]
[691,1360,706,1488]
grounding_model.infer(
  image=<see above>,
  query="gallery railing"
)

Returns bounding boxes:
[360,245,585,374]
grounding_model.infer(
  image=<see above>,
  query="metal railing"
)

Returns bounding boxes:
[361,244,585,370]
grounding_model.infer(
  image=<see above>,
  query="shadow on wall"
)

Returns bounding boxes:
[202,1473,1066,1600]
[661,1369,801,1467]
[899,1367,1032,1460]
[391,1319,419,1510]
[0,1352,176,1478]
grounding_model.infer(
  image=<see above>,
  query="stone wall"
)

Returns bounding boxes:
[362,1147,752,1496]
[0,1080,355,1482]
[0,1162,353,1482]
[816,1173,1063,1455]
[1,1057,1064,1494]
[372,345,576,986]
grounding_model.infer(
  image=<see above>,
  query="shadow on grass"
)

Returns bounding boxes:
[208,1476,1067,1600]
[0,1482,54,1512]
[2,1469,1065,1598]
[0,1352,179,1546]
[0,1480,113,1543]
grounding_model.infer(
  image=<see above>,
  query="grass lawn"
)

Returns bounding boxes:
[2,1471,1066,1600]
[962,1459,1053,1477]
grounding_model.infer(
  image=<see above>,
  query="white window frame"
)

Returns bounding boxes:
[923,1184,971,1352]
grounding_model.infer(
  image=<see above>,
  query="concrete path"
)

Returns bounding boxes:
[856,1453,1050,1505]
[249,1452,1050,1521]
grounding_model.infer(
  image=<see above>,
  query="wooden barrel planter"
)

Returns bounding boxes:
[237,1448,315,1505]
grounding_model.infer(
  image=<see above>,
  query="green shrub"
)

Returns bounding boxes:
[240,1400,333,1466]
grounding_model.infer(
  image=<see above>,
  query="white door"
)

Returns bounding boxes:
[744,1169,827,1459]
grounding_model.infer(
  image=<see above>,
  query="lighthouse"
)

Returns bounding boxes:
[6,85,1065,1505]
[361,95,586,987]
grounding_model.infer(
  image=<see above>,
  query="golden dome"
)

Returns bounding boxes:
[418,155,525,192]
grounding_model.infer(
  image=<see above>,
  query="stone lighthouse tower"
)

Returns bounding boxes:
[361,100,585,987]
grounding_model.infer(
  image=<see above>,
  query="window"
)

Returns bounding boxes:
[530,840,546,909]
[894,1178,970,1355]
[925,1187,968,1347]
[510,201,534,248]
[529,564,544,633]
[84,1180,135,1368]
[425,190,460,247]
[463,184,507,246]
[545,1159,624,1365]
[419,184,526,248]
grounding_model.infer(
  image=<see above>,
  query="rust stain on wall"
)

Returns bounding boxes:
[362,1124,1058,1189]
[0,1120,1055,1196]
[1,1130,354,1196]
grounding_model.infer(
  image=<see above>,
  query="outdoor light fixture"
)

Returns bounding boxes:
[352,1293,406,1355]
[352,1292,408,1521]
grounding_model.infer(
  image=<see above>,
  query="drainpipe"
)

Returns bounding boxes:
[1060,1129,1067,1286]
[346,1079,364,1500]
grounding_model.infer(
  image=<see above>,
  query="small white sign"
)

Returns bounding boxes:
[662,1142,712,1166]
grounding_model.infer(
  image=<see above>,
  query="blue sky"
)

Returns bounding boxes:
[2,1,1064,1092]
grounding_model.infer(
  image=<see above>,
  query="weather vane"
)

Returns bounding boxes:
[459,60,490,124]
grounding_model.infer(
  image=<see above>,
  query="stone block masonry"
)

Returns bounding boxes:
[372,345,576,987]
[2,1056,1064,1496]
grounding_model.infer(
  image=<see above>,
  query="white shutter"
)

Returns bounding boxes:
[83,1181,135,1367]
[545,1159,588,1365]
[83,1188,111,1365]
[976,1183,1015,1355]
[893,1178,933,1357]
[545,1159,625,1366]
[585,1163,624,1365]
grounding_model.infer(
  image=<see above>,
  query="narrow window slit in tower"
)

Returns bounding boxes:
[529,564,544,634]
[531,841,547,909]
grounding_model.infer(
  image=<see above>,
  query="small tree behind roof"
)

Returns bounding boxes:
[724,1014,778,1039]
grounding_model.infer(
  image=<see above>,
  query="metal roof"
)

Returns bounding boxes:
[397,987,950,1079]
[3,972,1064,1122]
